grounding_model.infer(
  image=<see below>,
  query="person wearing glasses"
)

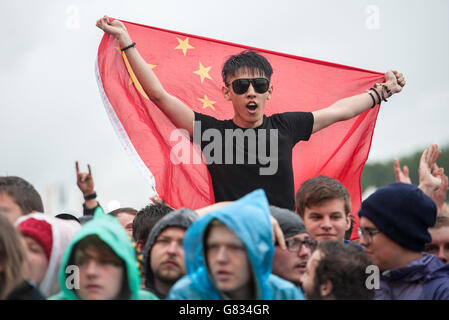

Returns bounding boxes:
[270,206,316,288]
[96,16,405,211]
[358,182,449,300]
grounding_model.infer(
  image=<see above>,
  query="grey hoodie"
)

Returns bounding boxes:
[143,208,198,299]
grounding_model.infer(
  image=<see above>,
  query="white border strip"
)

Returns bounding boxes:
[95,57,158,196]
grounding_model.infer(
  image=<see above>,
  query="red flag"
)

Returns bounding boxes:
[96,19,384,239]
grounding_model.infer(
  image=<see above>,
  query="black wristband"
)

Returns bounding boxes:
[366,90,376,109]
[84,192,97,201]
[121,42,136,52]
[370,88,382,105]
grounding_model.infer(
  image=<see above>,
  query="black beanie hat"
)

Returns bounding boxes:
[358,182,437,252]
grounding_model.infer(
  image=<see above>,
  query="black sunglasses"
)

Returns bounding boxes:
[230,78,270,95]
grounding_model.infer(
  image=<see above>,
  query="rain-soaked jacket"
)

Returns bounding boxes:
[167,189,305,300]
[375,253,449,300]
[49,208,157,300]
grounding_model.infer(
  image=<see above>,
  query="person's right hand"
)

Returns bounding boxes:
[76,161,95,196]
[96,15,128,41]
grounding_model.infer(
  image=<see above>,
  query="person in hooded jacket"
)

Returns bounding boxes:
[359,182,449,300]
[143,208,198,299]
[15,213,81,298]
[167,189,305,300]
[49,208,158,300]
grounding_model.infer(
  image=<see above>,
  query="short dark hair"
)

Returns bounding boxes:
[133,202,174,242]
[222,50,273,85]
[312,241,374,300]
[0,176,44,214]
[295,176,351,218]
[108,207,138,217]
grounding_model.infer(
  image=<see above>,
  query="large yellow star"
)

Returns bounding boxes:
[175,37,194,56]
[198,95,216,110]
[193,62,212,83]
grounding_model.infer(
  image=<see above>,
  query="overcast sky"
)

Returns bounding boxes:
[1,0,448,215]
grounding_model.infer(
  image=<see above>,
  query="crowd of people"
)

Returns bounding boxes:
[1,142,448,300]
[1,16,448,301]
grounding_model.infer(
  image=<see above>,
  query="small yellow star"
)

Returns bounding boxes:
[175,37,194,56]
[198,95,216,110]
[193,62,212,83]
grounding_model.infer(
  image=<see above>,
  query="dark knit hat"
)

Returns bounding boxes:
[358,182,437,252]
[18,217,53,260]
[269,206,307,239]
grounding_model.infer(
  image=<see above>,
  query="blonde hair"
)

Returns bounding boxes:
[0,214,26,299]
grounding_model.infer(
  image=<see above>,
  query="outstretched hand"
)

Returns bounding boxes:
[385,70,406,95]
[418,144,443,196]
[76,161,95,196]
[394,158,412,184]
[96,15,128,41]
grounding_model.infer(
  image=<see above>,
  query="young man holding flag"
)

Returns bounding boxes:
[96,16,405,210]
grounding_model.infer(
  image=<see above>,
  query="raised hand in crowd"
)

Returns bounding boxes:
[417,144,443,197]
[394,145,448,215]
[75,161,99,214]
[394,158,412,184]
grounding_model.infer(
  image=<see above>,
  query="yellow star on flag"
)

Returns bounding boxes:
[193,62,212,83]
[198,95,216,110]
[175,37,194,56]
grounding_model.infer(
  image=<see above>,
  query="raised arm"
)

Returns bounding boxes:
[96,16,194,137]
[311,70,406,133]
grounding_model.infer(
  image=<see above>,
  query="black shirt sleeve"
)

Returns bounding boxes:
[274,112,314,145]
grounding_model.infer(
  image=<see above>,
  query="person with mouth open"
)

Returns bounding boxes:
[270,206,316,289]
[96,16,406,211]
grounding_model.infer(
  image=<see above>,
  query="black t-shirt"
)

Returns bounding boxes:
[193,111,314,210]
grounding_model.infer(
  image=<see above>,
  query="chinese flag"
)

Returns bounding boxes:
[96,19,384,239]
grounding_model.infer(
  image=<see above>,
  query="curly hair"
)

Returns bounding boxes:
[311,241,374,300]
